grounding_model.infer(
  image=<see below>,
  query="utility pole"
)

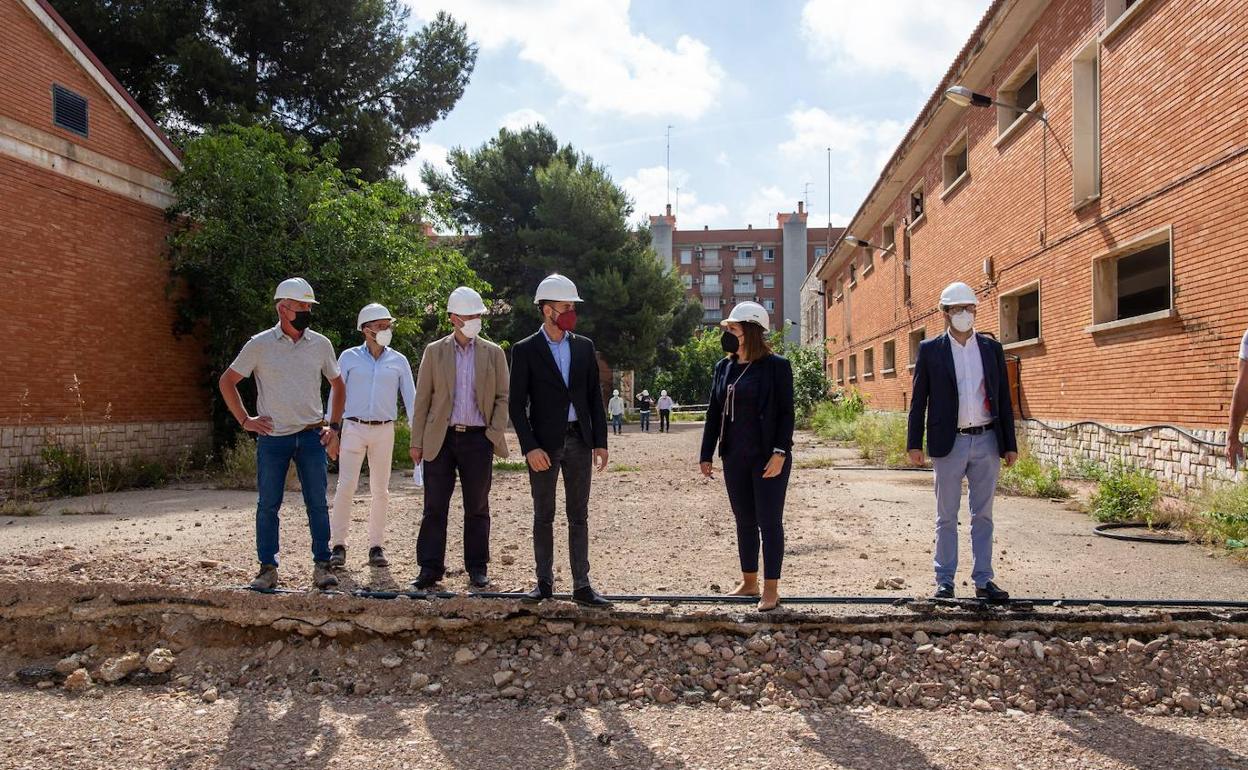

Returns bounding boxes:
[675,186,680,219]
[802,181,812,212]
[826,147,832,250]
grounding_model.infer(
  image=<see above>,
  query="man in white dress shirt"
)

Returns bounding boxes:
[907,282,1018,602]
[329,303,416,569]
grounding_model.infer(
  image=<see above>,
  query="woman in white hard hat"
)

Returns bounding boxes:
[636,389,654,432]
[657,389,674,433]
[329,303,416,571]
[699,301,794,611]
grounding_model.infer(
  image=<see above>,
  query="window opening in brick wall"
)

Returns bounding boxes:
[999,282,1041,346]
[942,131,969,193]
[882,340,896,373]
[863,347,874,379]
[908,328,926,366]
[998,50,1040,136]
[1092,228,1172,327]
[1072,40,1101,205]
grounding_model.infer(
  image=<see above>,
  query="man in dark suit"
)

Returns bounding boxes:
[907,282,1019,603]
[510,273,612,607]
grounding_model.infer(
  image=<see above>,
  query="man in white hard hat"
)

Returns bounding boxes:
[219,277,346,591]
[510,273,612,607]
[607,388,625,435]
[327,303,416,571]
[636,389,654,432]
[657,389,674,433]
[410,286,510,590]
[907,281,1018,603]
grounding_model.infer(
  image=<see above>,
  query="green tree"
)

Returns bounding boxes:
[651,328,725,405]
[167,124,481,446]
[425,125,698,372]
[52,0,477,180]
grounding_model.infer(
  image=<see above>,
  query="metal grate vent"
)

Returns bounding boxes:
[52,84,89,137]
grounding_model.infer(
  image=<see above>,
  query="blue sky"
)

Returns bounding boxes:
[402,0,990,231]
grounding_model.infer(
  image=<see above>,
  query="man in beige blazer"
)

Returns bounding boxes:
[410,287,510,590]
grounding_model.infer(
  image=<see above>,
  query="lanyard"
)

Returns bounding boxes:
[719,359,754,447]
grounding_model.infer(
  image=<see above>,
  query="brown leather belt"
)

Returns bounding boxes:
[451,424,486,433]
[347,417,393,425]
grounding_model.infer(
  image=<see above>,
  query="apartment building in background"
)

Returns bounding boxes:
[811,0,1248,490]
[650,201,842,343]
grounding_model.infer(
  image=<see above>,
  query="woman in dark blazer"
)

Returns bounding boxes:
[699,301,795,611]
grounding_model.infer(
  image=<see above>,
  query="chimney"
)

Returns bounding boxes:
[665,203,672,216]
[703,225,708,231]
[748,224,753,230]
[798,201,804,214]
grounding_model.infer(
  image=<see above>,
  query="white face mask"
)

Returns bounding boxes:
[459,318,482,339]
[373,328,393,347]
[949,310,975,334]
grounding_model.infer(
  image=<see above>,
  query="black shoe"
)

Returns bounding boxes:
[368,546,389,568]
[975,581,1010,603]
[933,583,955,599]
[329,545,346,568]
[521,581,553,603]
[468,570,490,590]
[411,570,441,590]
[572,586,613,608]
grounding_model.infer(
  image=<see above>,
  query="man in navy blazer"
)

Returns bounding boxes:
[509,274,612,608]
[907,282,1018,602]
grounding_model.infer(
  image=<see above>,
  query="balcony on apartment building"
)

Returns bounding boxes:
[700,280,723,295]
[733,252,757,272]
[731,280,755,297]
[698,249,721,270]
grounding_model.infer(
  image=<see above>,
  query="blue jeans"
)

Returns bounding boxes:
[256,429,332,566]
[639,411,651,431]
[931,431,1001,588]
[611,414,623,434]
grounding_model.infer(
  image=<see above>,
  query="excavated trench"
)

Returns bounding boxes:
[2,580,1247,716]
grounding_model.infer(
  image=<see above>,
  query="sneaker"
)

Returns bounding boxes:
[313,561,339,590]
[329,545,347,568]
[933,583,955,599]
[250,564,279,591]
[368,546,389,568]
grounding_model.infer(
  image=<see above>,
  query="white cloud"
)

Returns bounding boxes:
[778,107,907,184]
[739,185,793,230]
[619,165,730,229]
[800,0,987,87]
[715,151,730,167]
[398,140,451,192]
[500,107,547,131]
[407,0,725,119]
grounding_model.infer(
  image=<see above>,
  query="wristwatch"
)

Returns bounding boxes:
[329,421,342,434]
[772,448,787,456]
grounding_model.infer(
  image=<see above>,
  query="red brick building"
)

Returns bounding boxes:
[650,202,841,343]
[813,0,1248,489]
[0,0,209,478]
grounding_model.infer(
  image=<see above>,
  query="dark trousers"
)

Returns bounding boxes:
[639,410,651,431]
[529,425,593,589]
[659,409,671,432]
[722,451,791,580]
[416,428,494,577]
[256,429,331,566]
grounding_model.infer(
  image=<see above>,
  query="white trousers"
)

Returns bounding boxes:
[330,421,395,549]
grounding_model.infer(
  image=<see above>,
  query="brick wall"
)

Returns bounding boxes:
[821,0,1248,489]
[0,0,208,477]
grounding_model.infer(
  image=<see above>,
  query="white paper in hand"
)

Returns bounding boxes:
[412,463,424,487]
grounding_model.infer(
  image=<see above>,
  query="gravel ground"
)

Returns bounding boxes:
[2,425,1245,601]
[1,687,1245,770]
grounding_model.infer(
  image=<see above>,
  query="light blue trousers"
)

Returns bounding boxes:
[931,431,1001,588]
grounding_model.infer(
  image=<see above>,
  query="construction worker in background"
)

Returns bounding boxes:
[410,287,511,590]
[608,389,626,435]
[657,389,674,433]
[1224,324,1248,468]
[636,389,654,432]
[510,274,613,607]
[328,303,416,570]
[218,277,345,591]
[907,282,1018,603]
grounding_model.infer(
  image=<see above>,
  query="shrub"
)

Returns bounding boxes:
[811,389,869,442]
[1064,456,1106,481]
[1189,481,1248,552]
[40,444,94,498]
[853,411,909,466]
[999,454,1070,498]
[217,437,259,490]
[393,422,414,469]
[1089,462,1160,524]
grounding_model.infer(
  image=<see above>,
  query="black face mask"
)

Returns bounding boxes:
[291,310,312,331]
[720,331,740,354]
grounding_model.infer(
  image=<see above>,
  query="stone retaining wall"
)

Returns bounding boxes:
[0,421,212,480]
[1016,419,1235,493]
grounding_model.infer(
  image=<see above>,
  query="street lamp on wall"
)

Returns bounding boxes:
[843,235,895,255]
[944,85,1049,124]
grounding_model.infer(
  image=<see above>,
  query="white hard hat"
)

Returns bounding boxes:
[533,273,582,303]
[939,281,978,307]
[356,303,394,330]
[642,390,649,396]
[447,286,488,315]
[660,390,667,396]
[613,389,620,396]
[274,277,318,304]
[721,301,770,331]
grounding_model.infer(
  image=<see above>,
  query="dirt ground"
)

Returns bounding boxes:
[2,688,1247,770]
[2,424,1245,601]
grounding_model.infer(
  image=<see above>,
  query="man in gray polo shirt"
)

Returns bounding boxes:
[219,277,346,590]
